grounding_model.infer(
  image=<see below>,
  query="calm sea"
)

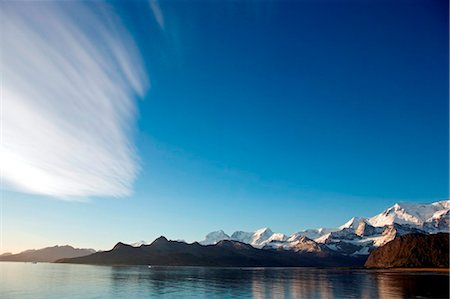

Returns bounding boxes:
[0,262,448,298]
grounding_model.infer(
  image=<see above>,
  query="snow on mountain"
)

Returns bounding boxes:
[249,228,288,247]
[355,221,379,237]
[290,236,324,253]
[424,210,449,232]
[288,228,333,241]
[339,217,363,230]
[266,236,324,253]
[199,200,449,255]
[230,231,253,244]
[269,233,288,242]
[250,227,274,245]
[200,230,230,245]
[314,200,449,255]
[430,209,448,221]
[314,233,332,244]
[130,241,149,247]
[367,200,450,228]
[200,228,286,248]
[314,223,428,255]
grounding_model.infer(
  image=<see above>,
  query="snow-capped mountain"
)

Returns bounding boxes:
[288,228,333,240]
[200,228,287,248]
[367,200,450,228]
[230,231,254,244]
[199,200,449,255]
[310,222,428,255]
[299,200,448,255]
[200,230,230,245]
[339,217,362,230]
[267,235,325,253]
[250,228,287,247]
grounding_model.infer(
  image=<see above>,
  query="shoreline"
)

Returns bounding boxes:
[372,267,450,273]
[1,261,449,273]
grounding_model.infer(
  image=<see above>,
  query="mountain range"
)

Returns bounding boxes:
[57,236,366,267]
[2,200,448,267]
[0,245,95,263]
[199,200,450,256]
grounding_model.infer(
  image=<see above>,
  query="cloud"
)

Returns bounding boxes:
[149,0,165,29]
[1,2,149,198]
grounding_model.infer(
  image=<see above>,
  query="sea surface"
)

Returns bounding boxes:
[0,262,448,298]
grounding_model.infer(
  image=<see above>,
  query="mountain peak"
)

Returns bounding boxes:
[339,217,362,230]
[153,236,169,243]
[113,242,132,250]
[368,200,450,228]
[200,230,230,245]
[254,227,273,235]
[208,230,229,237]
[216,239,253,250]
[297,235,312,242]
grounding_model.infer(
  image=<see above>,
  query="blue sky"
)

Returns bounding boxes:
[1,0,448,253]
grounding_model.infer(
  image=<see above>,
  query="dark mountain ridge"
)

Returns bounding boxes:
[57,236,366,267]
[364,233,449,268]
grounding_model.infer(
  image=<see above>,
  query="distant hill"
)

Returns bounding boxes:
[364,233,449,268]
[0,245,95,263]
[57,236,366,267]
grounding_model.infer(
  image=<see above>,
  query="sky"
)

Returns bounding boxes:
[0,0,448,253]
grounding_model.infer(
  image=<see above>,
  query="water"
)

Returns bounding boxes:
[0,262,448,298]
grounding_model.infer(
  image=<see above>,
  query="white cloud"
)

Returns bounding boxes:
[149,0,165,29]
[1,2,149,198]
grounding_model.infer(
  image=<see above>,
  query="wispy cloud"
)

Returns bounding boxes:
[1,2,149,198]
[149,0,165,29]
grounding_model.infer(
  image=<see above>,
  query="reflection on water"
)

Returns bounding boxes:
[373,270,450,299]
[0,262,448,298]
